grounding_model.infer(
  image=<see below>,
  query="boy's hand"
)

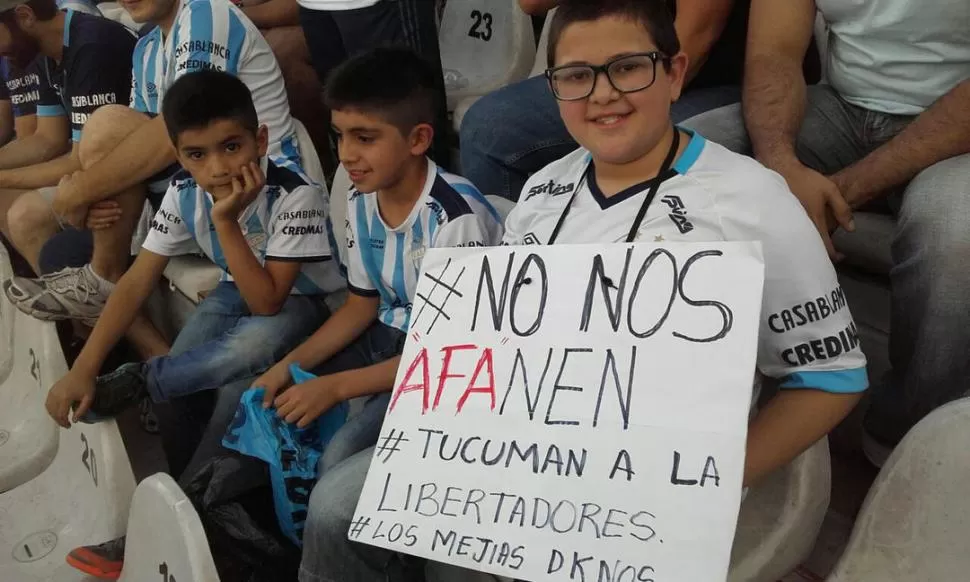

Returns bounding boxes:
[212,161,265,224]
[86,201,124,231]
[255,363,293,409]
[45,371,97,428]
[274,375,343,429]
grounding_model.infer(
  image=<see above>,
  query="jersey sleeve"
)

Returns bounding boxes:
[345,192,378,297]
[129,39,150,113]
[265,185,333,262]
[36,66,66,119]
[142,186,198,257]
[64,46,133,143]
[172,1,248,78]
[722,169,868,394]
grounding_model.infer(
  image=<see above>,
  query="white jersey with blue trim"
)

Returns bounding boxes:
[142,158,344,296]
[344,159,504,333]
[503,129,868,396]
[130,0,299,164]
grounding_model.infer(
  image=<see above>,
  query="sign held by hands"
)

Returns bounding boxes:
[352,242,765,582]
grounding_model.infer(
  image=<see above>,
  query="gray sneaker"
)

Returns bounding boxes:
[3,265,114,326]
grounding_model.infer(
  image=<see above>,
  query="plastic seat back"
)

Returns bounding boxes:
[827,398,970,582]
[728,438,831,582]
[439,0,535,109]
[119,473,220,582]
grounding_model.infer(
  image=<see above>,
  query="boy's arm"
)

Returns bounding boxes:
[275,354,399,428]
[727,170,867,488]
[45,251,170,427]
[257,293,379,407]
[744,390,860,486]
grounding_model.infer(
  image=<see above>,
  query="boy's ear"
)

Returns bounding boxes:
[407,123,435,157]
[667,51,689,103]
[256,124,269,157]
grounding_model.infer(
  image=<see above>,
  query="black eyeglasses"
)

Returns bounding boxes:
[545,51,670,101]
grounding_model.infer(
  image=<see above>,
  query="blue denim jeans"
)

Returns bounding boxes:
[145,282,331,402]
[459,74,741,200]
[298,323,413,582]
[683,84,970,445]
[154,282,330,477]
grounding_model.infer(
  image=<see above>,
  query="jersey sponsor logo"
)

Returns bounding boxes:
[522,232,541,245]
[158,209,182,225]
[146,82,158,98]
[768,286,848,334]
[781,322,861,367]
[456,241,485,247]
[409,239,426,267]
[661,195,694,234]
[177,60,225,73]
[10,90,40,105]
[277,209,327,221]
[71,112,88,126]
[174,40,232,61]
[281,224,327,236]
[369,238,385,250]
[149,219,170,234]
[525,179,575,200]
[6,73,40,90]
[71,93,117,108]
[425,201,446,226]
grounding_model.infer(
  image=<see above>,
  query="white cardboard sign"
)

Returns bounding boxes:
[351,242,765,582]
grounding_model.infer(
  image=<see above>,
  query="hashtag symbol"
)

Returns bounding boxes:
[348,516,371,539]
[412,258,466,334]
[376,428,410,463]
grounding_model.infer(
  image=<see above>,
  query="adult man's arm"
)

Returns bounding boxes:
[0,101,12,146]
[675,0,735,84]
[743,0,852,259]
[0,144,80,190]
[833,79,970,207]
[242,0,298,28]
[14,113,36,140]
[0,114,70,173]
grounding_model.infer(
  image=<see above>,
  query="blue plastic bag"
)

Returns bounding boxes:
[223,364,348,545]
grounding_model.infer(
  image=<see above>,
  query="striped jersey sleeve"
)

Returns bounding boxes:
[345,190,379,297]
[171,0,248,77]
[142,181,198,257]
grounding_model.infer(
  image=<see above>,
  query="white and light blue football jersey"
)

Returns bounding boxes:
[504,129,868,396]
[344,159,504,332]
[142,158,344,295]
[130,0,299,165]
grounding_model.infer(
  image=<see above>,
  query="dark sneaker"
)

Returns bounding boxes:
[65,536,126,580]
[78,362,149,423]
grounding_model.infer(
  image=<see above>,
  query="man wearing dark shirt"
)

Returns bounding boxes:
[0,0,134,258]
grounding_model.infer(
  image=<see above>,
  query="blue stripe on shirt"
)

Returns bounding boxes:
[391,231,409,330]
[189,2,214,68]
[780,367,869,394]
[226,8,245,74]
[145,37,160,112]
[36,105,65,117]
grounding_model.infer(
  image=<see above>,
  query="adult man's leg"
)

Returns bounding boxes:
[865,153,970,446]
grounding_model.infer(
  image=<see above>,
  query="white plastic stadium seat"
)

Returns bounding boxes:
[529,7,557,77]
[118,473,220,582]
[440,0,536,111]
[0,245,58,492]
[728,439,831,582]
[0,314,136,580]
[827,398,970,582]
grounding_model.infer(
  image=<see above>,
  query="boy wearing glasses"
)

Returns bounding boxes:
[299,2,867,580]
[505,0,868,489]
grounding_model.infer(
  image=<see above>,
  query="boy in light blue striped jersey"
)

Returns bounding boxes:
[253,48,501,492]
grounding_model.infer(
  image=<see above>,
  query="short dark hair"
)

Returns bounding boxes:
[547,0,680,70]
[161,70,258,145]
[324,47,438,135]
[0,0,60,24]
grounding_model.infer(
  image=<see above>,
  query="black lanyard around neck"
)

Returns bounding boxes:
[547,128,681,245]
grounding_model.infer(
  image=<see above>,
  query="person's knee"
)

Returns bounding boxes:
[895,154,970,279]
[6,191,54,241]
[78,105,150,168]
